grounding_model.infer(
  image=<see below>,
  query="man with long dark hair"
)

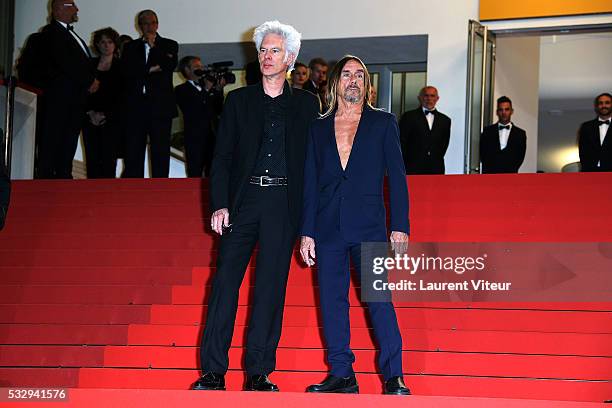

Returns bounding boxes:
[300,55,411,395]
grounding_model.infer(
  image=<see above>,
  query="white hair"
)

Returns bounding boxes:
[253,20,301,71]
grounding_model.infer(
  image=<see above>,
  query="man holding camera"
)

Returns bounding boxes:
[175,56,225,177]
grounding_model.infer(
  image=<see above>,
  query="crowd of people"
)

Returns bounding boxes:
[16,1,610,179]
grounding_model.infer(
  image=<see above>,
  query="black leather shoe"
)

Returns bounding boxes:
[306,375,359,394]
[192,372,225,390]
[384,376,411,395]
[244,374,279,392]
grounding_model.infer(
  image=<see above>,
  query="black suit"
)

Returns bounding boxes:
[38,20,95,178]
[579,118,612,172]
[120,34,178,178]
[399,108,451,174]
[200,82,319,376]
[480,123,526,174]
[175,81,223,177]
[0,165,9,231]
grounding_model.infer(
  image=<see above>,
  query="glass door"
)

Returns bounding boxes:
[465,20,496,174]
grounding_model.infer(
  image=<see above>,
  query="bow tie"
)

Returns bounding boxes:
[599,120,610,126]
[499,124,511,130]
[67,24,74,31]
[424,110,434,116]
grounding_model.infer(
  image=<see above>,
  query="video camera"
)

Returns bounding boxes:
[194,61,236,86]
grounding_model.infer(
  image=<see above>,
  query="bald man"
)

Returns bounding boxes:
[399,86,451,174]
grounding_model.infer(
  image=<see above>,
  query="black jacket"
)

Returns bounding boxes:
[579,118,612,172]
[210,82,319,228]
[40,20,96,103]
[0,166,9,231]
[480,123,526,174]
[399,107,451,174]
[175,81,223,140]
[121,34,178,119]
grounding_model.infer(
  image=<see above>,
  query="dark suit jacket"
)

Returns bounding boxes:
[210,82,320,228]
[480,123,526,174]
[40,20,95,103]
[0,166,9,231]
[398,107,451,174]
[579,118,612,172]
[121,34,178,119]
[301,106,409,244]
[175,82,222,141]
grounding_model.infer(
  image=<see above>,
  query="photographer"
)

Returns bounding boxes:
[175,56,226,177]
[0,163,9,231]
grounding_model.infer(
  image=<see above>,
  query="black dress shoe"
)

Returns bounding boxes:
[244,374,279,392]
[306,375,359,394]
[384,376,411,395]
[192,372,225,390]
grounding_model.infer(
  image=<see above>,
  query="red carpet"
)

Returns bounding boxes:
[0,174,610,404]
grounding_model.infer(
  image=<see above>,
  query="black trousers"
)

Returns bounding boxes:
[82,120,118,178]
[199,184,296,376]
[122,99,172,178]
[37,91,85,179]
[184,129,215,178]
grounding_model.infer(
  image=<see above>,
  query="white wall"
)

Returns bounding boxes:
[14,0,480,175]
[494,36,540,173]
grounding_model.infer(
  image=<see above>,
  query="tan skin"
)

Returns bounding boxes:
[596,95,612,120]
[497,101,513,125]
[291,65,308,88]
[210,33,294,235]
[418,86,439,110]
[300,60,409,266]
[52,0,99,93]
[310,63,328,87]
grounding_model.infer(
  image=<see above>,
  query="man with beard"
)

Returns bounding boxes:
[191,21,319,392]
[300,56,411,395]
[479,96,526,174]
[579,93,612,172]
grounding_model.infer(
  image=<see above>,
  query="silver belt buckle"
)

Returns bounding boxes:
[260,176,272,186]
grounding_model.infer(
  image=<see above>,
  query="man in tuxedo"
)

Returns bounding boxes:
[579,93,612,172]
[399,86,451,174]
[121,9,178,178]
[480,96,526,174]
[303,57,328,111]
[175,56,224,177]
[300,56,410,396]
[191,21,319,392]
[37,0,98,178]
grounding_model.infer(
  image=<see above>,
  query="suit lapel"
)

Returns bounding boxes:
[344,106,374,176]
[418,109,431,135]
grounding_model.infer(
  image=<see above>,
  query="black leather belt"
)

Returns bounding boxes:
[249,176,288,187]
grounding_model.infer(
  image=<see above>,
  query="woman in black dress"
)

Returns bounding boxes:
[83,27,122,178]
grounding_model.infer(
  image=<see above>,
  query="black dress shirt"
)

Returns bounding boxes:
[253,91,288,176]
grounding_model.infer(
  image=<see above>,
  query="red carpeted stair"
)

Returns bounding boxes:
[0,174,611,406]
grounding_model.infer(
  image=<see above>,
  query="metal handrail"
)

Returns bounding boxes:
[2,76,15,177]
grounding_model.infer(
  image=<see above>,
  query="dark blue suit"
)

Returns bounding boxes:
[301,106,409,380]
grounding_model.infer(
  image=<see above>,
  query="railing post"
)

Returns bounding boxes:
[2,75,15,177]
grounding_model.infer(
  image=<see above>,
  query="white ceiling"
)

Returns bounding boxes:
[538,32,612,103]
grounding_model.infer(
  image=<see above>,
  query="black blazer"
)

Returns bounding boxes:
[210,82,320,228]
[121,34,178,119]
[0,165,9,231]
[398,107,451,174]
[40,20,95,102]
[579,118,612,172]
[175,82,223,140]
[480,123,526,174]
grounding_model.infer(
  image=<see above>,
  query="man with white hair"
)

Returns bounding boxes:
[192,21,319,392]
